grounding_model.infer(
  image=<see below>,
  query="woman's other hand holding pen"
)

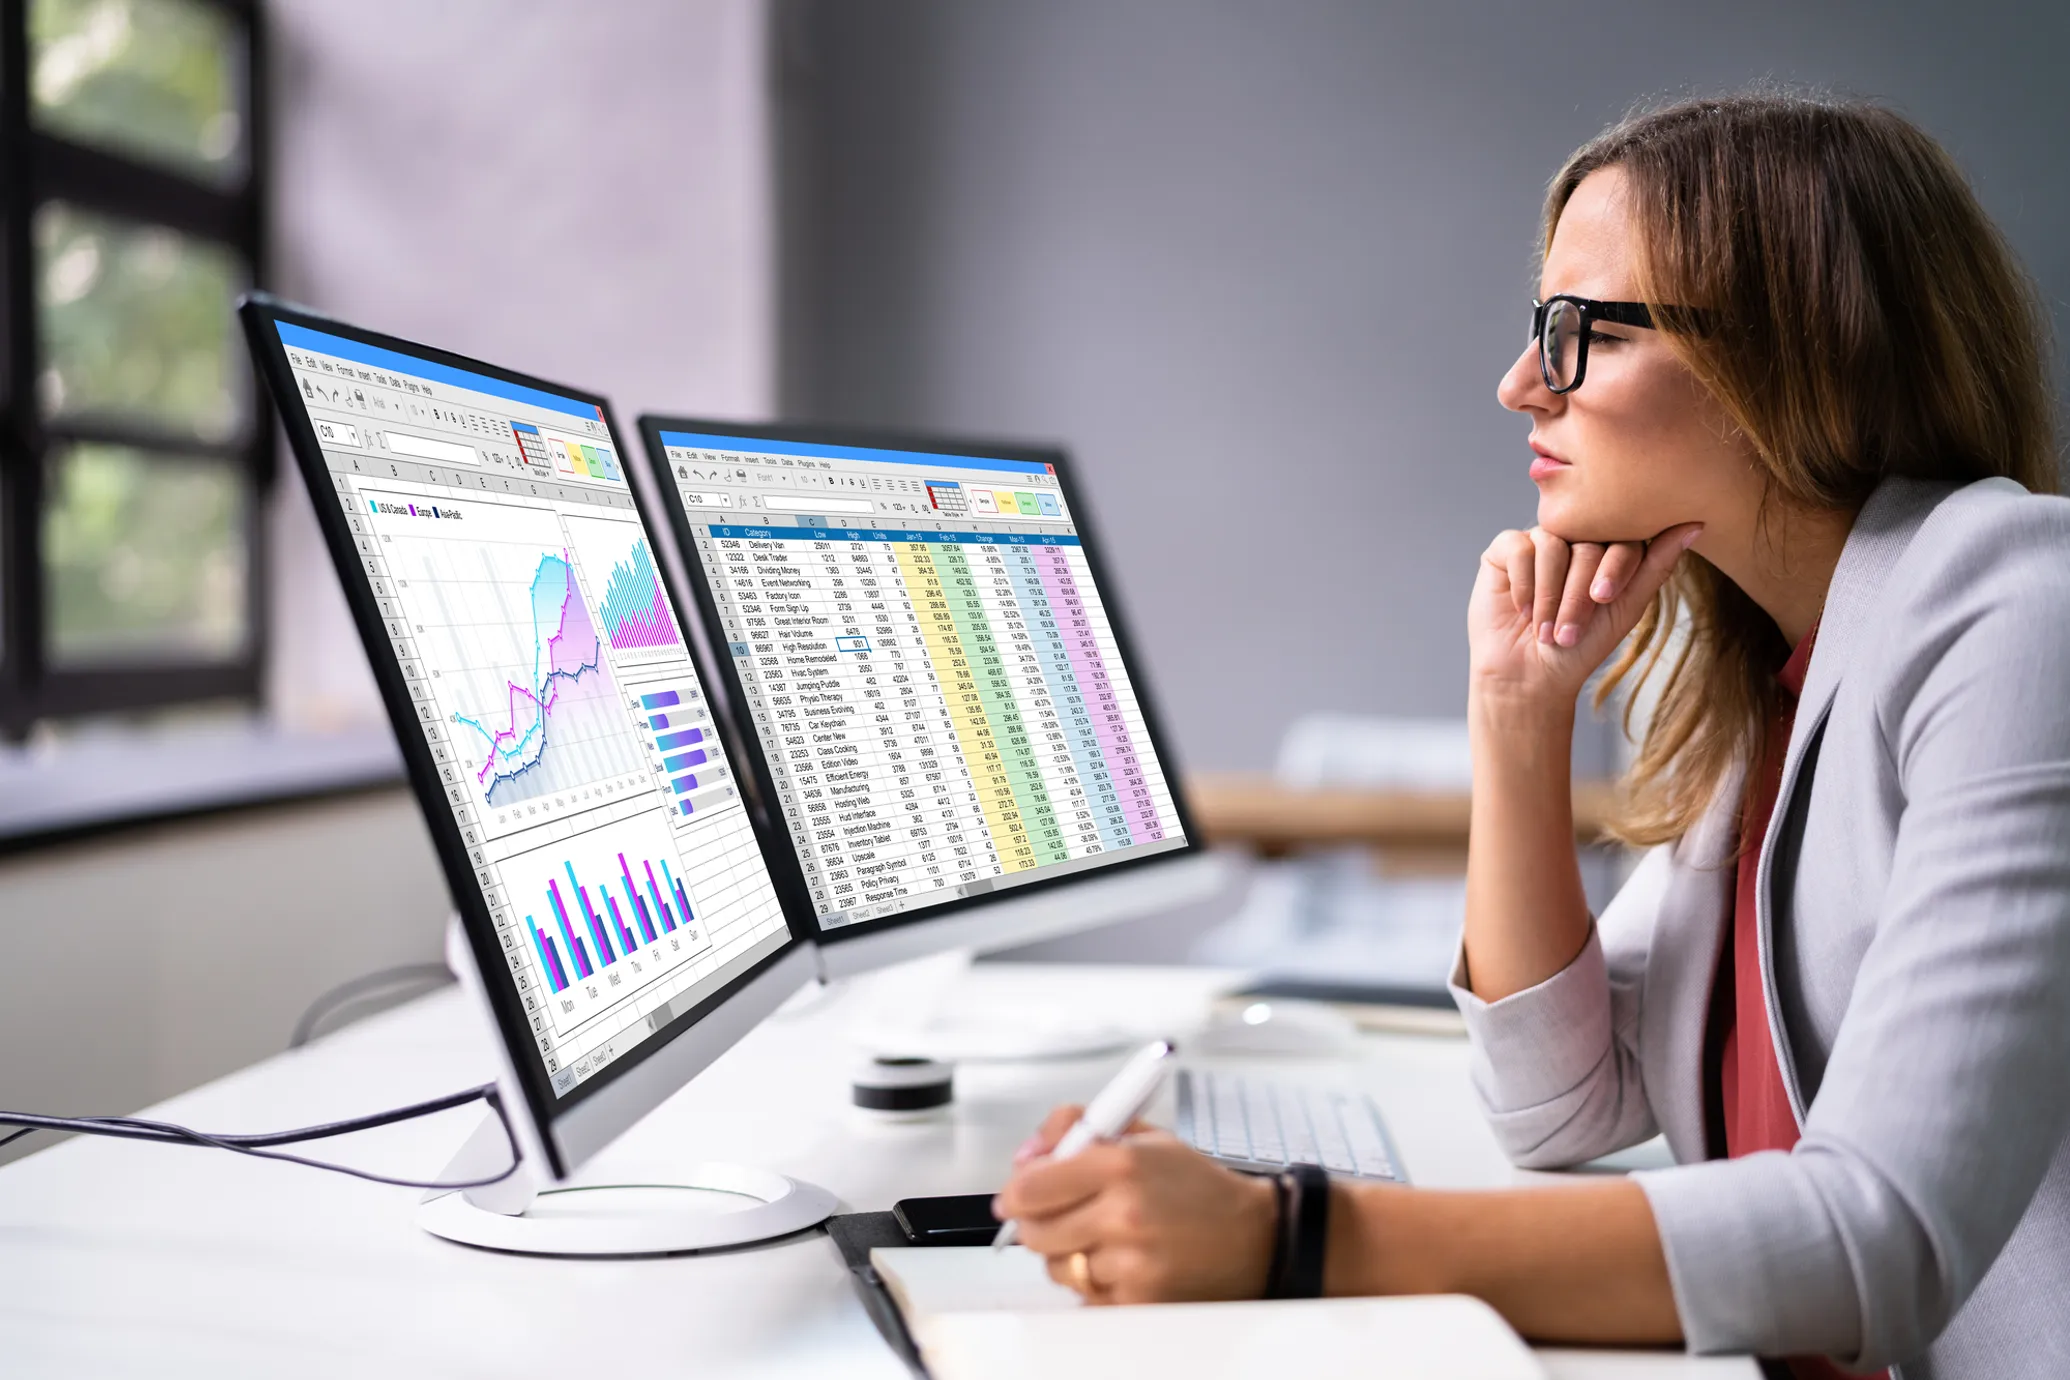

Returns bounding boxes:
[993,1102,1279,1305]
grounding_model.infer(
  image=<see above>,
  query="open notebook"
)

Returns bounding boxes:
[869,1246,1545,1380]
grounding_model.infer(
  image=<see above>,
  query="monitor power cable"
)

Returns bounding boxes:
[0,1082,520,1191]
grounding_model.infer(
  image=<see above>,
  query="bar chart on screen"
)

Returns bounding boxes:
[366,493,655,839]
[628,678,739,821]
[503,805,716,1044]
[564,513,684,664]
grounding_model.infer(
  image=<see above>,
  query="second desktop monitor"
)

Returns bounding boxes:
[638,421,1196,944]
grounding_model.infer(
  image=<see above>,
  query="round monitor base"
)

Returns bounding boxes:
[418,1163,837,1257]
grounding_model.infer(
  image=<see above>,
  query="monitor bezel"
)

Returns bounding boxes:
[634,413,1205,951]
[238,295,818,1173]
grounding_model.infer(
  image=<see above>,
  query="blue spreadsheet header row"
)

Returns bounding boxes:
[276,322,606,421]
[704,525,1083,547]
[660,430,1053,476]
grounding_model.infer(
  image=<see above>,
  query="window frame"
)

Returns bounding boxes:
[0,0,271,739]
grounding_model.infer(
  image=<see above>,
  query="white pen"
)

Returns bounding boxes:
[992,1039,1176,1251]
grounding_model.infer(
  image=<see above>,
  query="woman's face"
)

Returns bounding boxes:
[1497,167,1755,545]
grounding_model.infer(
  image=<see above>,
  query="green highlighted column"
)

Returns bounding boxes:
[933,544,1067,866]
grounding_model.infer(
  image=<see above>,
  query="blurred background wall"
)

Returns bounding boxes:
[5,0,2067,1137]
[774,0,2070,775]
[0,0,772,1158]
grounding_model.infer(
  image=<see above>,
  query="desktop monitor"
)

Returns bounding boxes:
[238,296,830,1253]
[634,418,1223,987]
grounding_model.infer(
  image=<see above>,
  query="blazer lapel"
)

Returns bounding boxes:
[1753,476,1955,1121]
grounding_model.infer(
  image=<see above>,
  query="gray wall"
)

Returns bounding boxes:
[776,0,2070,773]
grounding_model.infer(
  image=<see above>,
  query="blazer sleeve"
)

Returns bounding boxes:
[1447,841,1672,1168]
[1636,500,2070,1369]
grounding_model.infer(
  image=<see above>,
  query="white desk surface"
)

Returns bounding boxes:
[0,962,1753,1378]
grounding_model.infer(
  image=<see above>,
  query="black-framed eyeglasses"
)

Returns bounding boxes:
[1530,295,1656,395]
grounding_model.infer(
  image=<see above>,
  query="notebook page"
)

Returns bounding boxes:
[908,1292,1544,1380]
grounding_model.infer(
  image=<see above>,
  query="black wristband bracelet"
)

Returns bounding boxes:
[1277,1163,1331,1299]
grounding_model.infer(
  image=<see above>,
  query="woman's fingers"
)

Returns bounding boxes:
[995,1141,1129,1222]
[1531,529,1571,643]
[1487,530,1534,619]
[1553,543,1605,647]
[1613,523,1704,614]
[1592,541,1644,602]
[1013,1104,1085,1166]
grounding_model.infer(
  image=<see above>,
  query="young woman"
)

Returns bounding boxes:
[993,93,2070,1378]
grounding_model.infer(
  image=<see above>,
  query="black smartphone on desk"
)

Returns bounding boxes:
[893,1194,1002,1246]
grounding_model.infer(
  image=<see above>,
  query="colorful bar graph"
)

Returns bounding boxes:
[655,727,704,752]
[618,861,658,942]
[641,690,681,709]
[642,860,676,933]
[558,871,616,967]
[547,884,593,979]
[604,892,638,956]
[664,861,694,931]
[598,540,678,650]
[662,753,701,774]
[649,714,670,729]
[530,920,571,994]
[670,774,698,795]
[679,800,694,816]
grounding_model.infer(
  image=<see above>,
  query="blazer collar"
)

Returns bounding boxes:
[1784,477,1954,784]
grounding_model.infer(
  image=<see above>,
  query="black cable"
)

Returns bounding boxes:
[0,1083,521,1191]
[290,963,455,1049]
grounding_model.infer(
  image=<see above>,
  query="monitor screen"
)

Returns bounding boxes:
[269,323,792,1100]
[650,428,1190,934]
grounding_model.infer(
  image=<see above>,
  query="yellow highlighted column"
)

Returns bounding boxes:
[894,542,1033,869]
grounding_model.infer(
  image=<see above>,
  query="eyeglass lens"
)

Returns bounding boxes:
[1541,299,1582,391]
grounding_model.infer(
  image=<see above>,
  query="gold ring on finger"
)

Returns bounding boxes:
[1068,1250,1093,1293]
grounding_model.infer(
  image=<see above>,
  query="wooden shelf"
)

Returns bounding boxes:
[1184,772,1617,858]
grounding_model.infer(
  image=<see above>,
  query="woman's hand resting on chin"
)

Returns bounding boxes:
[992,1103,1280,1305]
[1468,523,1703,713]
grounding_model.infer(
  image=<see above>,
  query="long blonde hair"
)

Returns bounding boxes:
[1551,93,2061,844]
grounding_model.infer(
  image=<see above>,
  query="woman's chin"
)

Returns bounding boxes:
[1536,498,1650,546]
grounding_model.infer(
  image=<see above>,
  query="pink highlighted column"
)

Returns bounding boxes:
[1035,547,1160,842]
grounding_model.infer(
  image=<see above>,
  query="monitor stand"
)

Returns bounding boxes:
[417,1108,837,1257]
[420,918,836,1257]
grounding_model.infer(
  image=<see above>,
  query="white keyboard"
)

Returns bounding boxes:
[1173,1068,1405,1182]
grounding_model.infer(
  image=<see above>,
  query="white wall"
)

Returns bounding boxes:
[3,2,776,1151]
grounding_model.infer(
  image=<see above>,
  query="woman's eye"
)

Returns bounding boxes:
[1586,330,1623,346]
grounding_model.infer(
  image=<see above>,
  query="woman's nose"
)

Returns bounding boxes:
[1498,341,1556,415]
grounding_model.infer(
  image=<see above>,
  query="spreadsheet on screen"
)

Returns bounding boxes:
[274,324,790,1097]
[659,430,1187,931]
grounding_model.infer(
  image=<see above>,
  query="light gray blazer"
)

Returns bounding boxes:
[1450,477,2070,1378]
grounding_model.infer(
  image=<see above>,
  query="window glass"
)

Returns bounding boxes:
[29,0,245,185]
[45,442,247,663]
[36,201,247,442]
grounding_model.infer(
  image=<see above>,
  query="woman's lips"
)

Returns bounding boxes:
[1529,453,1571,481]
